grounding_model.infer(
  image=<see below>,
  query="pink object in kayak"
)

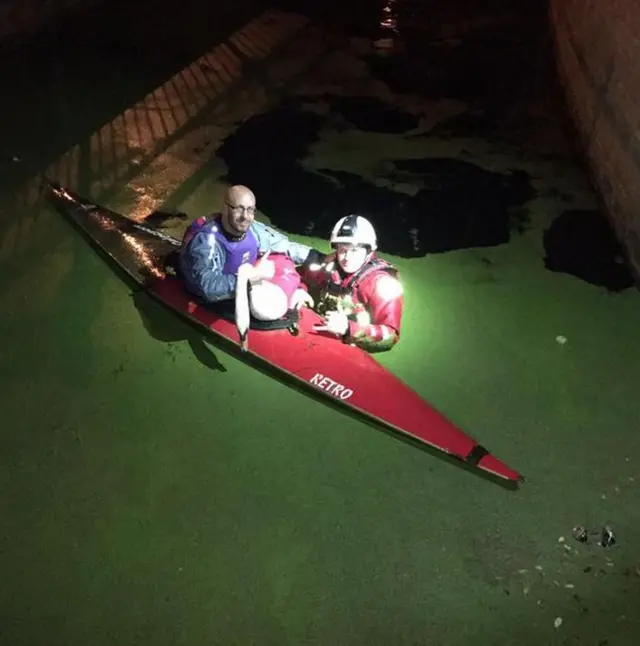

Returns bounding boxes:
[249,253,302,321]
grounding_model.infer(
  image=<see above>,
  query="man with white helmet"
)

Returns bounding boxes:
[305,214,404,353]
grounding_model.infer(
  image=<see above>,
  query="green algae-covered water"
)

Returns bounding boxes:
[1,1,640,644]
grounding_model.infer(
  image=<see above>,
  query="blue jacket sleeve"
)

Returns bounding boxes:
[252,221,312,264]
[179,230,236,302]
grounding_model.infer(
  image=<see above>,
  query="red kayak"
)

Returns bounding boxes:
[47,182,523,485]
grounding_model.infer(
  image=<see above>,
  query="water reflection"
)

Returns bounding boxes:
[50,184,168,280]
[374,0,399,55]
[380,0,398,32]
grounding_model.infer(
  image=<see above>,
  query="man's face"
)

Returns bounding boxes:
[335,243,369,274]
[223,194,256,235]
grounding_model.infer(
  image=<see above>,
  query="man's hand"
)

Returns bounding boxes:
[248,251,275,284]
[291,288,314,310]
[314,310,349,336]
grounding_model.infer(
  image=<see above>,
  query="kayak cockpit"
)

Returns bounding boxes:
[161,250,300,334]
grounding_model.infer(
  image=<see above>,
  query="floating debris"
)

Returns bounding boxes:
[556,335,567,345]
[565,583,575,589]
[572,526,588,543]
[601,526,616,548]
[534,565,544,572]
[558,536,565,543]
[554,617,563,629]
[409,227,420,251]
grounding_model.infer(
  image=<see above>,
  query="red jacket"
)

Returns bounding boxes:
[305,255,404,352]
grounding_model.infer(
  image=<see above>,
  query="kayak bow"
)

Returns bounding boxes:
[46,183,524,485]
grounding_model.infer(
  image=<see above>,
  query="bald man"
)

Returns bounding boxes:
[179,185,323,304]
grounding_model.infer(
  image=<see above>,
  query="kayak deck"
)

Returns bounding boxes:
[47,183,524,485]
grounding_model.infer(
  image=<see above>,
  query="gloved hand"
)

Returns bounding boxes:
[291,288,314,310]
[303,249,336,272]
[314,309,349,336]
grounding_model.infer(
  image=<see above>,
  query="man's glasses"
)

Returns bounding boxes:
[226,202,256,216]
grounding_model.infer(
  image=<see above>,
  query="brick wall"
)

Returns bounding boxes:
[0,0,101,49]
[549,0,640,282]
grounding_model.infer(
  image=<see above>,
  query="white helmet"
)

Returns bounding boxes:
[330,215,377,251]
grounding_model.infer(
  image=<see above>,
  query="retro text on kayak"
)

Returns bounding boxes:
[309,373,354,401]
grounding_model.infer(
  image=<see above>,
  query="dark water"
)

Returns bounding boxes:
[217,98,535,256]
[215,0,637,288]
[212,0,553,259]
[328,95,420,133]
[366,32,534,108]
[543,209,634,292]
[392,158,534,252]
[365,5,545,105]
[414,109,496,140]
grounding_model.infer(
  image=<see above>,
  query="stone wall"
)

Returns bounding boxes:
[550,0,640,281]
[0,0,100,49]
